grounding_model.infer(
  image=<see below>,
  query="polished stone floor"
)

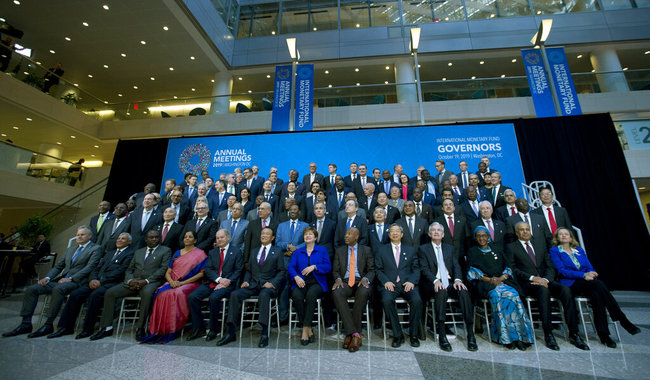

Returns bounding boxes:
[0,290,648,379]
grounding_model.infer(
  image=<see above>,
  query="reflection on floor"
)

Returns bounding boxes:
[0,291,648,379]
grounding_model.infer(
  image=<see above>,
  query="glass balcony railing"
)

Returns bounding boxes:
[0,141,87,187]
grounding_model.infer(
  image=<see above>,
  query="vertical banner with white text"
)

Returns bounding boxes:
[295,64,314,131]
[521,49,556,118]
[271,65,292,131]
[546,47,582,116]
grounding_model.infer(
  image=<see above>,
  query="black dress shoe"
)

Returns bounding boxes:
[217,334,236,346]
[28,325,53,338]
[258,335,269,348]
[545,333,559,351]
[205,330,218,342]
[467,334,478,351]
[569,334,589,350]
[75,330,92,339]
[621,321,641,335]
[391,335,404,348]
[600,335,617,348]
[185,328,206,341]
[514,341,528,351]
[410,336,420,347]
[504,342,515,350]
[418,329,426,341]
[135,328,145,341]
[300,338,309,346]
[90,329,113,341]
[438,334,452,352]
[47,328,74,339]
[3,324,32,337]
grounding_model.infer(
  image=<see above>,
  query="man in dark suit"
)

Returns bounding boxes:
[129,194,162,249]
[212,180,232,214]
[241,167,263,200]
[418,222,477,351]
[505,222,589,351]
[322,163,338,193]
[180,200,218,252]
[457,161,471,190]
[89,201,113,242]
[370,192,401,225]
[160,179,177,206]
[310,202,337,260]
[186,229,244,341]
[487,172,511,209]
[379,169,399,195]
[280,170,306,198]
[352,164,375,199]
[167,190,192,225]
[475,162,488,187]
[420,170,439,202]
[449,175,464,201]
[395,201,428,248]
[48,233,134,339]
[89,230,172,340]
[412,189,434,224]
[533,187,573,236]
[279,181,305,216]
[19,233,52,279]
[3,226,102,338]
[216,195,238,225]
[334,200,368,248]
[183,174,199,202]
[505,198,552,249]
[435,199,470,263]
[302,162,324,190]
[368,208,391,254]
[471,201,507,253]
[329,179,349,212]
[358,183,378,214]
[459,185,481,224]
[218,227,286,348]
[244,202,277,263]
[376,224,423,348]
[260,180,279,214]
[331,228,375,352]
[434,160,453,187]
[468,173,491,204]
[343,162,358,189]
[131,183,157,208]
[156,207,184,254]
[97,203,131,252]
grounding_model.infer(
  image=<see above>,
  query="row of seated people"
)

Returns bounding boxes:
[3,198,640,352]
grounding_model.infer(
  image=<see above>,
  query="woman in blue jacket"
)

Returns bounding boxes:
[549,227,640,348]
[288,227,331,345]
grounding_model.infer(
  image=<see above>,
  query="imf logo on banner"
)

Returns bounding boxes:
[178,144,211,175]
[212,148,253,168]
[524,52,540,65]
[277,67,291,80]
[298,66,313,77]
[547,50,564,63]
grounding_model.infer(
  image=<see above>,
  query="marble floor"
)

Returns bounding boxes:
[0,291,649,379]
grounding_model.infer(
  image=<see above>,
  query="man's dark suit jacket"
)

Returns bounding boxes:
[532,204,573,231]
[434,170,454,187]
[375,244,420,285]
[343,174,357,189]
[97,217,131,253]
[302,173,324,189]
[488,185,512,209]
[212,192,233,214]
[91,246,135,285]
[351,176,376,199]
[471,218,507,253]
[243,218,278,263]
[332,244,375,282]
[505,239,556,284]
[368,223,391,256]
[124,245,172,285]
[129,208,163,249]
[259,193,279,215]
[280,181,306,198]
[244,245,286,289]
[167,199,192,225]
[505,213,552,250]
[495,203,517,223]
[368,205,400,225]
[334,215,368,248]
[378,180,399,194]
[395,215,428,248]
[434,213,470,261]
[90,212,114,242]
[156,221,184,254]
[204,245,244,285]
[460,200,481,224]
[358,194,379,214]
[413,201,435,224]
[310,217,337,260]
[180,217,218,252]
[418,242,462,284]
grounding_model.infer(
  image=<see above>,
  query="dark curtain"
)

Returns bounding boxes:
[104,138,169,206]
[513,114,650,290]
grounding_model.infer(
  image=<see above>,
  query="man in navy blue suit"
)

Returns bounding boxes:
[376,224,423,348]
[186,229,244,341]
[242,167,263,199]
[343,162,358,189]
[334,200,368,248]
[379,169,398,194]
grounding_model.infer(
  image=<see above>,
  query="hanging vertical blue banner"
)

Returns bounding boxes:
[521,49,556,118]
[271,65,292,131]
[295,64,314,131]
[546,47,582,116]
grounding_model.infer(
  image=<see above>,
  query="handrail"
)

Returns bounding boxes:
[0,140,83,167]
[43,177,109,218]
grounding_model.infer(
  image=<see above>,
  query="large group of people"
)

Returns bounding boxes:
[2,158,641,353]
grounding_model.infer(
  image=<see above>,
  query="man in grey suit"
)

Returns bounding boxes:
[89,230,172,341]
[219,202,249,252]
[129,193,162,249]
[434,160,453,187]
[3,226,102,338]
[97,203,131,252]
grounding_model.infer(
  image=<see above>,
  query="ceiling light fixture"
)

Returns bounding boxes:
[82,22,89,27]
[65,37,71,41]
[173,96,178,99]
[442,78,446,81]
[150,77,155,80]
[623,67,629,70]
[103,4,109,10]
[12,126,19,130]
[191,88,196,91]
[577,54,583,58]
[266,74,271,78]
[324,70,329,74]
[271,31,276,35]
[238,77,242,80]
[328,84,332,88]
[190,56,195,60]
[471,76,476,79]
[13,0,20,4]
[73,83,79,87]
[49,50,55,54]
[448,62,452,66]
[133,85,138,89]
[480,61,485,64]
[355,68,359,72]
[140,40,146,45]
[356,82,360,86]
[70,135,76,139]
[103,101,108,104]
[56,141,61,144]
[163,26,169,31]
[385,66,390,70]
[26,117,32,121]
[169,67,174,71]
[247,90,252,93]
[118,93,123,97]
[501,74,506,78]
[88,74,93,78]
[645,51,650,55]
[121,53,126,57]
[103,64,109,68]
[384,81,389,84]
[511,58,517,63]
[1,133,7,137]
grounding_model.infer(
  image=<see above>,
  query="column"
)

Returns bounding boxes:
[211,72,233,114]
[394,58,417,103]
[589,47,629,93]
[38,144,63,161]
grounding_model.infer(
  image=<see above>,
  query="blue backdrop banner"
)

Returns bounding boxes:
[271,65,292,131]
[521,49,556,118]
[295,64,314,131]
[546,47,582,116]
[162,124,526,195]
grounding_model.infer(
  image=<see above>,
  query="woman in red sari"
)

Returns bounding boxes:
[139,230,207,343]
